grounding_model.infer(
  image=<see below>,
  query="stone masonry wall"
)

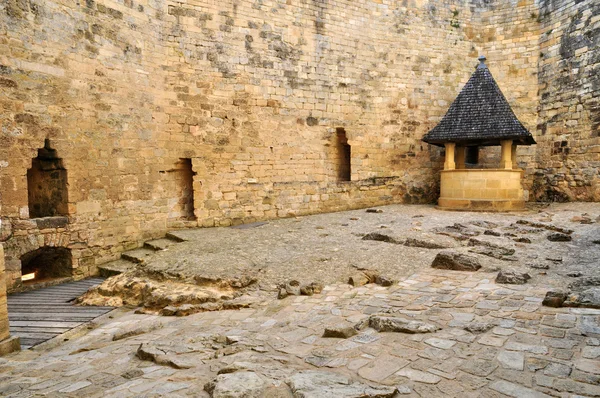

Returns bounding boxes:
[471,0,540,199]
[0,243,9,342]
[0,0,480,289]
[0,0,598,290]
[535,0,600,201]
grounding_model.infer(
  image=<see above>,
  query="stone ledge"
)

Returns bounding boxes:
[33,216,69,229]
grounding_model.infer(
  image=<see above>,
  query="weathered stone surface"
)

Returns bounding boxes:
[497,351,525,370]
[570,277,600,290]
[529,262,550,270]
[136,343,195,369]
[496,270,531,285]
[283,280,301,296]
[564,288,600,309]
[112,319,163,341]
[464,322,493,333]
[489,380,552,398]
[323,324,358,339]
[547,233,572,242]
[470,246,518,261]
[205,372,267,398]
[362,233,401,244]
[375,275,394,287]
[424,338,456,349]
[300,282,324,296]
[286,370,397,398]
[395,368,441,384]
[431,251,482,271]
[404,237,453,249]
[515,221,573,235]
[347,270,392,287]
[77,272,233,311]
[368,315,440,334]
[543,291,568,307]
[460,359,498,377]
[366,209,383,214]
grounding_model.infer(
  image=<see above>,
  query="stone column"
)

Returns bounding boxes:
[455,146,466,169]
[511,144,518,169]
[444,143,456,170]
[500,140,513,170]
[0,242,20,355]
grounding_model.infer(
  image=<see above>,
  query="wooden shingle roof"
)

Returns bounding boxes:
[422,56,536,147]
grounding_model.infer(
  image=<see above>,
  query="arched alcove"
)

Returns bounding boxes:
[20,247,72,284]
[27,139,68,218]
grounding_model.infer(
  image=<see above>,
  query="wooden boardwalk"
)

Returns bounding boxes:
[8,278,114,349]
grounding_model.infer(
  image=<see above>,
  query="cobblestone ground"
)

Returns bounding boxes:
[1,204,599,397]
[2,269,600,397]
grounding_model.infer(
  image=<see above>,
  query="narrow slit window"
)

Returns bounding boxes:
[336,128,351,181]
[177,158,196,220]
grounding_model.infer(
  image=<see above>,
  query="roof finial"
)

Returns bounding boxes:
[477,55,487,69]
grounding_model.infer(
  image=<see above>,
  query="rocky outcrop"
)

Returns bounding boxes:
[496,270,531,285]
[362,232,401,244]
[404,237,454,249]
[277,281,323,299]
[431,251,481,271]
[136,343,197,369]
[547,233,572,242]
[543,277,600,309]
[367,315,440,334]
[323,324,358,339]
[77,270,255,315]
[348,270,395,287]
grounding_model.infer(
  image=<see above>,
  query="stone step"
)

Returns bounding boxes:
[144,238,176,251]
[121,248,154,264]
[165,231,188,242]
[97,259,136,277]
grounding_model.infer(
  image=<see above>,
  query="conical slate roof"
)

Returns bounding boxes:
[422,56,536,147]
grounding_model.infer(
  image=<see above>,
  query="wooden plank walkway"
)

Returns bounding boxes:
[8,278,114,349]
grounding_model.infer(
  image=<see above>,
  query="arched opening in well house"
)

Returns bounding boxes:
[27,139,69,218]
[19,247,73,285]
[336,128,351,182]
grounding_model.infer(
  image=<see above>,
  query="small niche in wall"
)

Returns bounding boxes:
[336,128,351,182]
[27,139,69,218]
[176,158,196,220]
[20,246,72,284]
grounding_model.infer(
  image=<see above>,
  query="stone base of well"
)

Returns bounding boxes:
[438,169,525,212]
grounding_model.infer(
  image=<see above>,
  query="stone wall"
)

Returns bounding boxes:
[0,0,480,289]
[469,0,540,195]
[0,244,8,342]
[0,0,598,290]
[535,0,600,201]
[0,242,20,355]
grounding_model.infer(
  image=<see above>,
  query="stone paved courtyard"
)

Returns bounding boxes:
[1,204,600,397]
